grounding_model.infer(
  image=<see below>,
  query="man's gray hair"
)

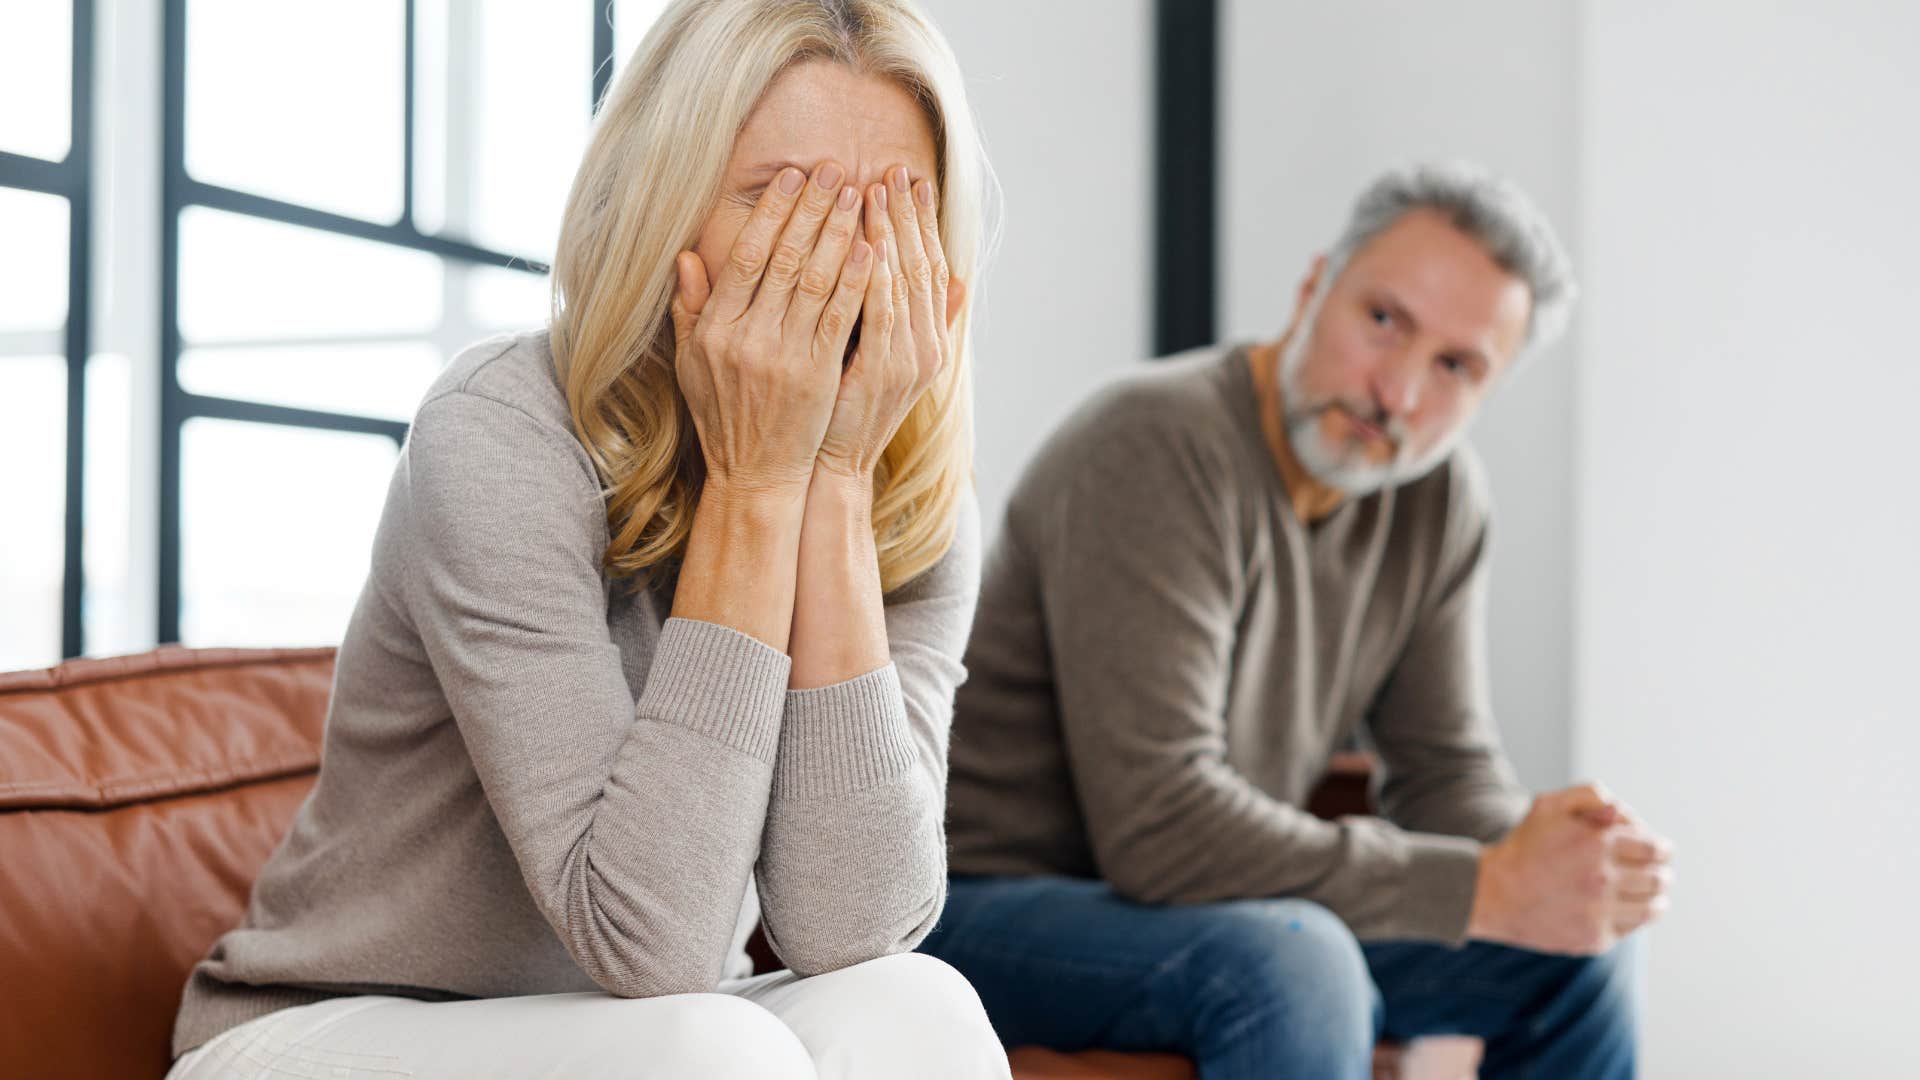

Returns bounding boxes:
[1327,161,1577,357]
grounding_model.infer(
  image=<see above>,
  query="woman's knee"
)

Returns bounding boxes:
[614,993,816,1080]
[781,953,1008,1079]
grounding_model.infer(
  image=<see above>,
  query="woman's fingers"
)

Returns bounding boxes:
[859,184,905,360]
[786,179,862,337]
[668,252,711,347]
[855,188,897,375]
[706,167,807,321]
[755,161,847,318]
[884,166,941,343]
[814,239,874,362]
[910,177,952,328]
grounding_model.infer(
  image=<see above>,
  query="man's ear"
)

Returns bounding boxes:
[1299,254,1327,308]
[946,276,968,329]
[1276,255,1327,344]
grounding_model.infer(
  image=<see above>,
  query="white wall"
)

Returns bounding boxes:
[913,0,1152,527]
[1575,2,1920,1074]
[1219,0,1581,790]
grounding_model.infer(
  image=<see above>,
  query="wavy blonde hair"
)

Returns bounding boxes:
[550,0,992,593]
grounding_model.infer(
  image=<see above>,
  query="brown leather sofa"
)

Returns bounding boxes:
[0,646,1475,1080]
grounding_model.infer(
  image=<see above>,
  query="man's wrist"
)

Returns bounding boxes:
[1466,840,1514,942]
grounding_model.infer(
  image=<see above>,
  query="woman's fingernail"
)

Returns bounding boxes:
[779,168,804,195]
[851,241,870,265]
[875,183,888,211]
[838,185,858,211]
[891,166,911,194]
[816,162,843,190]
[915,180,933,208]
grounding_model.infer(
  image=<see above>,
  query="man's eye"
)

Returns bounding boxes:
[1438,355,1472,377]
[1368,306,1392,327]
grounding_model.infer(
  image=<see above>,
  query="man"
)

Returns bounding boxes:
[919,162,1673,1079]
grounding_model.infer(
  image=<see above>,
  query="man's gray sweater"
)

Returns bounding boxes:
[945,343,1529,943]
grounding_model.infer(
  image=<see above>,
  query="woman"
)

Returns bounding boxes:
[166,1,1006,1076]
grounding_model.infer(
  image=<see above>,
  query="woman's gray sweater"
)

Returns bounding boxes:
[172,330,979,1056]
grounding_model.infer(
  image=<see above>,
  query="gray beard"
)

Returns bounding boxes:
[1275,316,1461,497]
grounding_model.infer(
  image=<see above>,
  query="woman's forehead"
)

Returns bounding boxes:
[729,60,937,186]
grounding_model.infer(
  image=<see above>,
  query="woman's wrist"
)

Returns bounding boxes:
[806,461,876,513]
[699,472,813,521]
[671,476,810,651]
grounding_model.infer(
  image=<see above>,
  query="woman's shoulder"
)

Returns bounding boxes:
[407,328,601,497]
[417,328,573,436]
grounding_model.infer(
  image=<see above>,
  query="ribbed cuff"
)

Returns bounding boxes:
[1392,832,1486,945]
[635,618,791,762]
[773,663,918,797]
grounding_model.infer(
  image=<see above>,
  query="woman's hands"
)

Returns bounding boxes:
[816,166,961,482]
[665,160,955,650]
[670,161,959,493]
[670,162,873,497]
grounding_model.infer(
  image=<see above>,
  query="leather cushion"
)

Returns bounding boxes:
[0,647,334,1080]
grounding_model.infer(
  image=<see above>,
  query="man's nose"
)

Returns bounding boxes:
[1368,354,1425,419]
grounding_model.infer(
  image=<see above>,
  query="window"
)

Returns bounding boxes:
[156,1,660,648]
[0,0,90,670]
[1,2,680,662]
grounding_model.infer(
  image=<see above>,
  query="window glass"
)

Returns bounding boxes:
[0,2,71,161]
[414,2,669,256]
[178,207,443,343]
[185,0,406,222]
[466,265,551,330]
[0,189,70,333]
[0,357,67,671]
[180,419,398,648]
[180,342,443,423]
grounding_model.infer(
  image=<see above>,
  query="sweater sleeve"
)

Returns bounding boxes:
[401,389,787,997]
[1365,453,1532,844]
[1037,423,1483,944]
[753,489,982,975]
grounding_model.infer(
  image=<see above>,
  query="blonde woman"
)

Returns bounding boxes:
[166,2,1006,1077]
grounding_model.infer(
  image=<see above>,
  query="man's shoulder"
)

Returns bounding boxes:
[1398,444,1493,525]
[1390,444,1495,576]
[1025,344,1251,487]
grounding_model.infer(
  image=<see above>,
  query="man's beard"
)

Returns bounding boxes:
[1276,312,1461,497]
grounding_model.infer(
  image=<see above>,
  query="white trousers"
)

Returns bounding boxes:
[168,953,1011,1080]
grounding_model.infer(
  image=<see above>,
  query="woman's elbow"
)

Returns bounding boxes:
[773,921,927,978]
[769,884,944,977]
[581,943,726,998]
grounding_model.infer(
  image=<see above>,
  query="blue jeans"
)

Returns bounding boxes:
[919,876,1639,1080]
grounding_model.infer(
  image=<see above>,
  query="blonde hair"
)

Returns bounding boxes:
[550,0,993,593]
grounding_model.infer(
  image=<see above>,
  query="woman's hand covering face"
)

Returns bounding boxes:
[669,161,873,494]
[671,159,961,490]
[814,165,958,481]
